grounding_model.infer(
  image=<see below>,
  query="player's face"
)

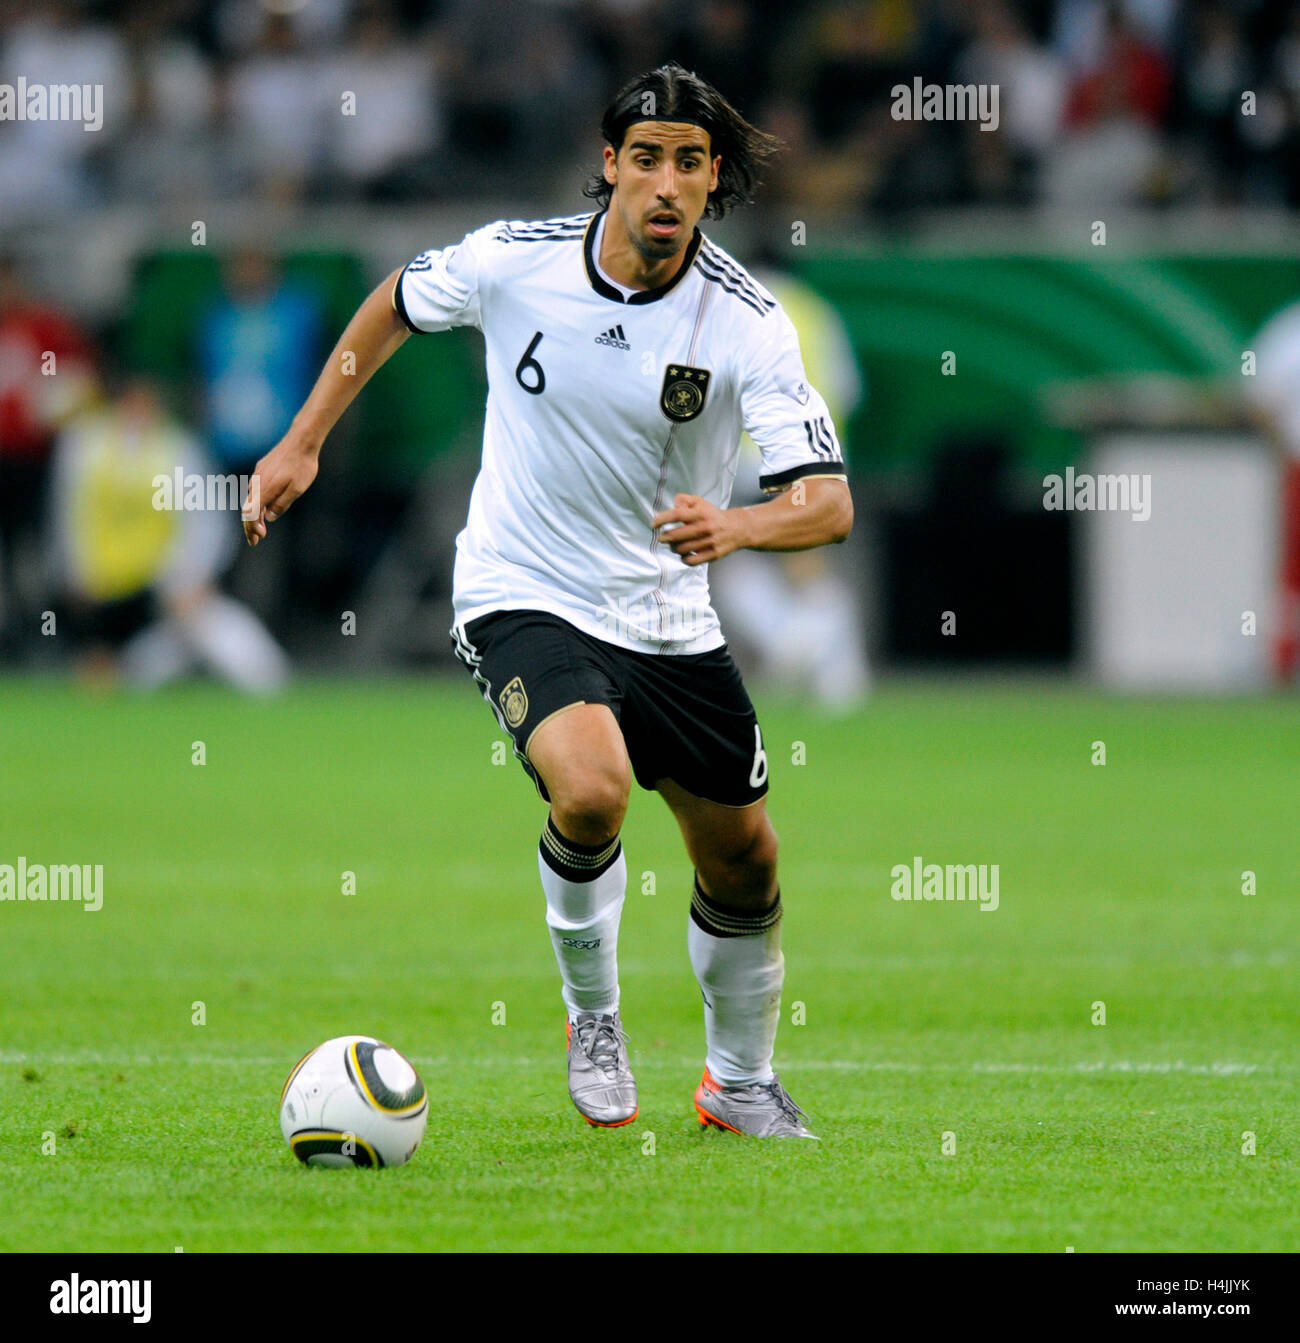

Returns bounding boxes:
[604,122,721,261]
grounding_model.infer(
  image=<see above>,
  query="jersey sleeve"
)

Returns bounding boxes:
[739,306,848,493]
[392,224,493,333]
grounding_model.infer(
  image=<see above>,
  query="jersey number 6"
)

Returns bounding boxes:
[515,331,546,395]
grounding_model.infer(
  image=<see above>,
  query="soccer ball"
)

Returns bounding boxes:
[279,1034,428,1169]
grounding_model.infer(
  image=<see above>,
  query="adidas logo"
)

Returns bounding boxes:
[594,324,631,351]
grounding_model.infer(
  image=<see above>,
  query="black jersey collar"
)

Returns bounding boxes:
[583,210,702,305]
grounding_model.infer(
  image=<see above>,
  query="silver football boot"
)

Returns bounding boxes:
[694,1067,819,1139]
[566,1011,638,1127]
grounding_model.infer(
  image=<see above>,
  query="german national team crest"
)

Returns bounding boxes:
[499,676,528,728]
[660,364,711,422]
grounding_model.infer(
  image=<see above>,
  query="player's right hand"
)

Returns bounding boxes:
[243,437,320,546]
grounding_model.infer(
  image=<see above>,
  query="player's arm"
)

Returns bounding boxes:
[242,267,410,546]
[653,477,852,566]
[657,302,855,564]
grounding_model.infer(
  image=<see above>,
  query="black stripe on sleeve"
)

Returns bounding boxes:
[696,258,774,316]
[816,418,838,459]
[391,267,425,334]
[759,460,847,493]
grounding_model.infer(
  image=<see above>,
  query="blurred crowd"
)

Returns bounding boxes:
[1,0,1299,226]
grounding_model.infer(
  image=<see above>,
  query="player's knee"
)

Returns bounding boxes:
[754,823,779,882]
[739,824,779,895]
[701,822,778,907]
[550,764,630,845]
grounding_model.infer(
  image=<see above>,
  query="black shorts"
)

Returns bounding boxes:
[451,609,769,808]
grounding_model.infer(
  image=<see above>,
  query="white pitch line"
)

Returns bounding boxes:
[0,1052,1273,1076]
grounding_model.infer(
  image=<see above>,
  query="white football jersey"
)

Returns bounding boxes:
[394,210,847,654]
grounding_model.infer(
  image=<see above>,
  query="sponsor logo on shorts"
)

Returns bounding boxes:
[499,676,529,728]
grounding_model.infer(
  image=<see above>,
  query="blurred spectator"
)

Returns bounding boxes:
[0,255,96,659]
[0,0,127,222]
[436,0,602,194]
[577,0,676,91]
[673,0,768,120]
[1279,7,1300,99]
[1044,2,1172,204]
[325,2,443,200]
[195,249,325,627]
[958,0,1067,203]
[214,0,351,57]
[1060,2,1170,126]
[756,90,877,218]
[1179,3,1251,201]
[48,373,289,693]
[106,2,231,205]
[228,13,327,200]
[1052,0,1180,71]
[1242,299,1300,685]
[1238,6,1300,207]
[798,0,926,148]
[111,55,225,206]
[197,250,324,476]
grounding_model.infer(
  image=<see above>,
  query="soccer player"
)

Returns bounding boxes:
[1244,297,1300,685]
[244,63,852,1139]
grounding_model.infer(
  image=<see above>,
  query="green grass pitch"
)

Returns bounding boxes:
[1,676,1296,1251]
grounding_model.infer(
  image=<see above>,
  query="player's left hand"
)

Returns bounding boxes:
[652,493,751,566]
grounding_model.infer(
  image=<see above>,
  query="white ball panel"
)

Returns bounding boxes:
[372,1046,418,1094]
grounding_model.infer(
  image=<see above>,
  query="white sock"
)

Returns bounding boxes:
[538,817,625,1019]
[687,875,783,1086]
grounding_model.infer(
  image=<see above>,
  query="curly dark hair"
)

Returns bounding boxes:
[583,62,782,220]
